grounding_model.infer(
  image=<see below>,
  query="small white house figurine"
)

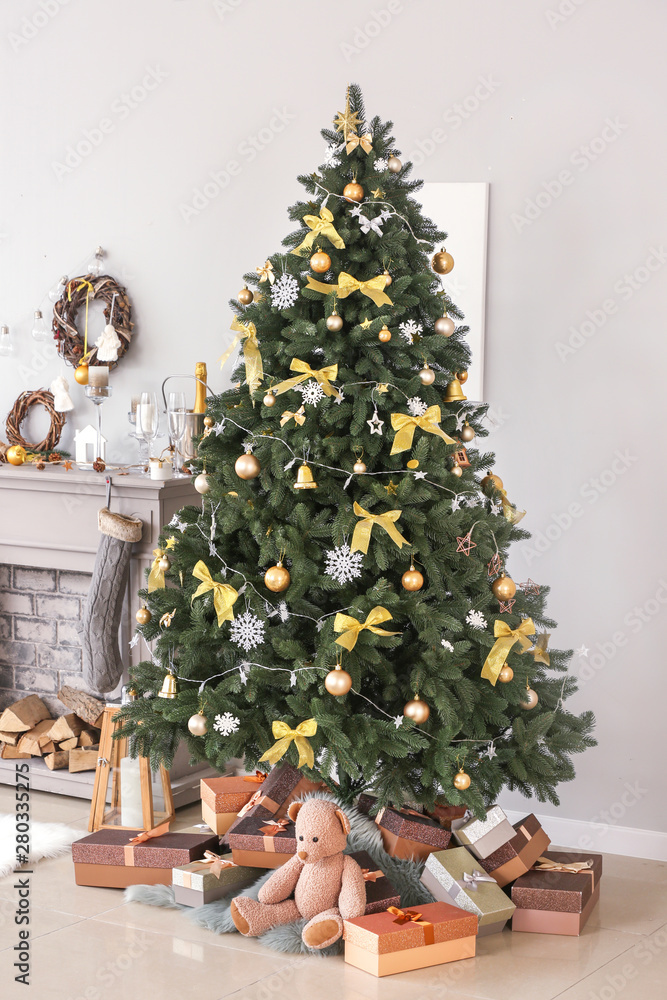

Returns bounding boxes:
[74,424,107,466]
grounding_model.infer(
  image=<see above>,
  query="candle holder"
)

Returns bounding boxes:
[84,382,112,468]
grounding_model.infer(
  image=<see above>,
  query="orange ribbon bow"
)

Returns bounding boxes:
[386,906,435,945]
[200,851,238,879]
[260,819,290,837]
[127,821,170,845]
[362,868,385,882]
[243,771,267,784]
[236,789,263,819]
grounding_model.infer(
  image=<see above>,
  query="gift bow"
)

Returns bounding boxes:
[334,606,400,651]
[236,789,263,819]
[272,358,341,400]
[305,271,393,309]
[386,906,435,946]
[127,821,171,845]
[243,770,267,784]
[458,870,498,891]
[219,317,263,395]
[346,132,373,155]
[481,618,535,686]
[390,406,456,454]
[191,560,239,626]
[280,405,306,427]
[531,633,551,666]
[200,851,238,879]
[148,548,166,592]
[259,718,318,769]
[256,260,275,284]
[260,818,290,837]
[362,868,385,882]
[292,206,345,256]
[533,856,594,874]
[351,501,409,555]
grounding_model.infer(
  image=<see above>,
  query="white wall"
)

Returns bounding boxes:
[1,0,665,847]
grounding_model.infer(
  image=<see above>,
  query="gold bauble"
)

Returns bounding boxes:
[387,155,402,173]
[460,422,475,442]
[136,606,152,626]
[378,325,392,343]
[403,697,430,724]
[325,666,352,696]
[238,286,253,305]
[382,269,392,286]
[204,416,214,428]
[310,251,331,273]
[194,472,211,494]
[492,573,517,601]
[187,711,208,736]
[498,665,514,683]
[263,391,277,407]
[419,365,435,386]
[453,768,471,790]
[457,370,468,384]
[74,363,89,385]
[401,565,424,592]
[353,460,367,474]
[326,312,343,332]
[432,248,455,274]
[6,445,26,466]
[264,561,290,592]
[450,462,463,478]
[343,181,364,203]
[434,315,455,337]
[521,687,539,710]
[235,452,261,480]
[158,555,171,572]
[481,470,504,492]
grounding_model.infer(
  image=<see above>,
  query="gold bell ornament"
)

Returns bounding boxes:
[294,462,317,490]
[157,672,178,699]
[443,377,467,403]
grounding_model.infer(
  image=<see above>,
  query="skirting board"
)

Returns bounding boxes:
[501,807,667,863]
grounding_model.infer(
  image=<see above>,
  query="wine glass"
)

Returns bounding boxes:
[167,391,188,476]
[136,392,159,474]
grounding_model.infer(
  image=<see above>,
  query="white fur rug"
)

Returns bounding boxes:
[0,813,80,878]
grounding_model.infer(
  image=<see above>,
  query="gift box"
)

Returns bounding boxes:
[228,813,297,868]
[427,802,469,830]
[227,762,326,833]
[72,826,219,888]
[452,805,516,860]
[348,850,401,915]
[344,900,477,977]
[172,850,257,907]
[511,851,603,935]
[421,847,516,935]
[478,814,551,888]
[200,773,266,836]
[375,804,451,861]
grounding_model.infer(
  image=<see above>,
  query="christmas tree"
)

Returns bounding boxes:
[119,85,595,816]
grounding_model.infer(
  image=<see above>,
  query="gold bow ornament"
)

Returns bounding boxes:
[351,502,409,555]
[334,606,400,651]
[280,405,306,427]
[191,560,239,627]
[272,358,341,400]
[531,633,551,666]
[390,405,456,455]
[386,906,435,946]
[259,718,318,769]
[346,132,373,155]
[481,618,536,686]
[533,856,594,875]
[305,271,393,308]
[219,317,263,395]
[256,260,275,285]
[292,207,346,256]
[123,821,171,866]
[148,549,166,592]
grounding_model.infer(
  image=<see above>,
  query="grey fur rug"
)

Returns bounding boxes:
[125,793,434,956]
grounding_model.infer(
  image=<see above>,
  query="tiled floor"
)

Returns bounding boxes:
[1,785,666,1000]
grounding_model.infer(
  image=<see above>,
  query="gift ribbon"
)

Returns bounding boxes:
[260,819,290,837]
[346,132,373,155]
[457,870,498,891]
[243,771,267,784]
[531,633,551,666]
[481,618,535,686]
[390,406,456,455]
[148,548,166,592]
[351,502,409,555]
[191,560,239,626]
[533,856,594,874]
[259,718,318,769]
[272,358,341,400]
[235,789,263,819]
[123,821,170,866]
[68,278,94,360]
[292,206,345,256]
[219,317,263,395]
[362,868,385,882]
[305,271,392,308]
[386,906,435,946]
[256,260,275,284]
[333,605,400,651]
[181,855,238,888]
[280,405,306,427]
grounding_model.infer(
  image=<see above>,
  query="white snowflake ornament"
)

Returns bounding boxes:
[323,143,342,166]
[229,610,266,651]
[375,157,388,171]
[214,712,240,737]
[324,543,364,586]
[271,273,299,310]
[399,319,423,344]
[407,396,428,417]
[296,380,325,407]
[466,609,487,631]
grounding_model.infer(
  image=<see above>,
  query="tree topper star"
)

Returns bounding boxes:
[333,91,363,141]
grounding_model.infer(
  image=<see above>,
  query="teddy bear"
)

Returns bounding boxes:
[230,797,367,950]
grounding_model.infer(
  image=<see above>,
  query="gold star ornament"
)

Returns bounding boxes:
[333,88,363,141]
[360,317,372,330]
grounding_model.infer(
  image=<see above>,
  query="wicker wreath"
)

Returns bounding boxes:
[52,273,133,369]
[5,389,66,452]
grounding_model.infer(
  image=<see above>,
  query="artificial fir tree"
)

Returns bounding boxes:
[119,85,594,816]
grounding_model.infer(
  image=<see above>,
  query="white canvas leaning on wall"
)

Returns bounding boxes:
[418,182,489,402]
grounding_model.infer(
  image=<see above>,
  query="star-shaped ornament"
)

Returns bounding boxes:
[367,410,384,435]
[499,599,516,613]
[413,471,427,480]
[487,553,502,577]
[531,633,551,665]
[393,715,404,729]
[333,95,363,140]
[63,460,73,471]
[359,317,372,330]
[384,480,398,496]
[371,187,385,199]
[450,496,462,512]
[456,532,476,556]
[485,743,498,760]
[576,645,589,657]
[376,382,389,394]
[520,579,541,595]
[455,413,467,431]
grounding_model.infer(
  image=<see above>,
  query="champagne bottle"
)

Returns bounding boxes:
[193,362,207,413]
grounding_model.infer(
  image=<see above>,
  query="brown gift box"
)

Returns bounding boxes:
[71,828,219,888]
[200,774,266,835]
[477,814,551,887]
[228,813,297,868]
[348,850,401,915]
[344,900,477,977]
[511,851,602,935]
[227,762,327,834]
[376,805,451,861]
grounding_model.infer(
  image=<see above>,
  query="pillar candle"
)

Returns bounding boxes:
[120,757,144,828]
[89,366,109,387]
